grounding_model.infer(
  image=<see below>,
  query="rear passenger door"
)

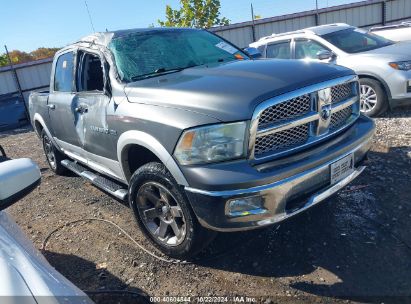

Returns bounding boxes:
[265,40,291,59]
[48,51,84,151]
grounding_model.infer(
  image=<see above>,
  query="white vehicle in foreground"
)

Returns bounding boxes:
[0,148,92,304]
[370,22,411,42]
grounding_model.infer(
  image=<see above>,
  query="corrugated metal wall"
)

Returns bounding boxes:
[386,0,411,23]
[0,71,17,96]
[0,58,52,101]
[211,0,411,48]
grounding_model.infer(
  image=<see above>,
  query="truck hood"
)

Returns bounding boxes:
[124,59,354,122]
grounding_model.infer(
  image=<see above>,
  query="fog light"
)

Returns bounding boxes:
[227,196,267,217]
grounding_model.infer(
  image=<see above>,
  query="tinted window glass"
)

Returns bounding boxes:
[109,30,248,82]
[322,28,393,53]
[54,52,74,92]
[266,42,291,59]
[295,39,329,59]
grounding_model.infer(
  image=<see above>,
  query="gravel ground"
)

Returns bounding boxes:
[1,107,411,304]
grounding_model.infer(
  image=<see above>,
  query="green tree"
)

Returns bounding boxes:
[31,47,60,60]
[158,0,230,28]
[0,47,61,67]
[8,50,33,64]
[0,54,8,67]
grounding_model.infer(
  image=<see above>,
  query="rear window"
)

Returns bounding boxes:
[54,52,74,92]
[321,28,393,53]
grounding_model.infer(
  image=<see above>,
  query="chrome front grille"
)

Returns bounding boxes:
[330,105,353,131]
[331,83,354,104]
[254,124,309,155]
[250,76,360,161]
[259,94,311,127]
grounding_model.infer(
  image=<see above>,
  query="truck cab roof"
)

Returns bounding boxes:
[73,27,201,48]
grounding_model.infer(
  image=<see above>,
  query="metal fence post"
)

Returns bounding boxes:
[315,0,320,26]
[251,3,256,42]
[381,0,387,26]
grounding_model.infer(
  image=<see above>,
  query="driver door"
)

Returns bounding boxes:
[75,50,122,180]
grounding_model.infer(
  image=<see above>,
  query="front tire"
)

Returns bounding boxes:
[41,130,67,175]
[128,162,216,259]
[359,78,388,117]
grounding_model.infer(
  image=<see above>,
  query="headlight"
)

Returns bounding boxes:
[174,122,248,165]
[389,61,411,71]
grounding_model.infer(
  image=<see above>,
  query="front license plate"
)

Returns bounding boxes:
[330,154,354,185]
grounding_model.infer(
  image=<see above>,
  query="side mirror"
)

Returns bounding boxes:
[243,47,262,59]
[0,159,41,211]
[316,50,335,61]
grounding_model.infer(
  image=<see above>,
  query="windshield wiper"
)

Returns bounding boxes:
[130,69,181,81]
[130,64,199,81]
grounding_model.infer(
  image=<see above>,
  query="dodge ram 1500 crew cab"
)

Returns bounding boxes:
[29,28,375,258]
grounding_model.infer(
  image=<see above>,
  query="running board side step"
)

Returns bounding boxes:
[61,159,128,201]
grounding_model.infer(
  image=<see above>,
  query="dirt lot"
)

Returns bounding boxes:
[1,108,411,304]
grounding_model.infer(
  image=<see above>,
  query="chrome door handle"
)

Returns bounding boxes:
[47,104,55,110]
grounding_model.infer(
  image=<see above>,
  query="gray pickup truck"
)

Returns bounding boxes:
[29,28,375,258]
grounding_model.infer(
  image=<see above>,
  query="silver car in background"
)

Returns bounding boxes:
[370,22,411,42]
[250,23,411,116]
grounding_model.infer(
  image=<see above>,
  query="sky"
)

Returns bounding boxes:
[0,0,363,52]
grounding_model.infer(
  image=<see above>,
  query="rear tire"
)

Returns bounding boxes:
[41,130,67,175]
[128,162,216,259]
[359,78,388,117]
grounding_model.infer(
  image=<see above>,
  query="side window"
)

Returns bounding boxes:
[54,52,74,92]
[266,41,291,59]
[295,39,329,59]
[77,52,104,92]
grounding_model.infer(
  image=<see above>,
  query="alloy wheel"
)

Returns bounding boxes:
[360,84,378,113]
[136,182,186,247]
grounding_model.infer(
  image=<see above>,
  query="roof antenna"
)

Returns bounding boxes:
[84,0,96,32]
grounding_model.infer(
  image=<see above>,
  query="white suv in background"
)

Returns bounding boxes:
[250,23,411,116]
[370,22,411,42]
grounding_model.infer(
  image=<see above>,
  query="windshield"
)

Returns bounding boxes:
[109,29,248,82]
[321,28,394,53]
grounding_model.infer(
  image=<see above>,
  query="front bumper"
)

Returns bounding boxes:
[184,115,375,232]
[387,70,411,107]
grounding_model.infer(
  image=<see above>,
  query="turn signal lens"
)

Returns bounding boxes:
[179,131,195,150]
